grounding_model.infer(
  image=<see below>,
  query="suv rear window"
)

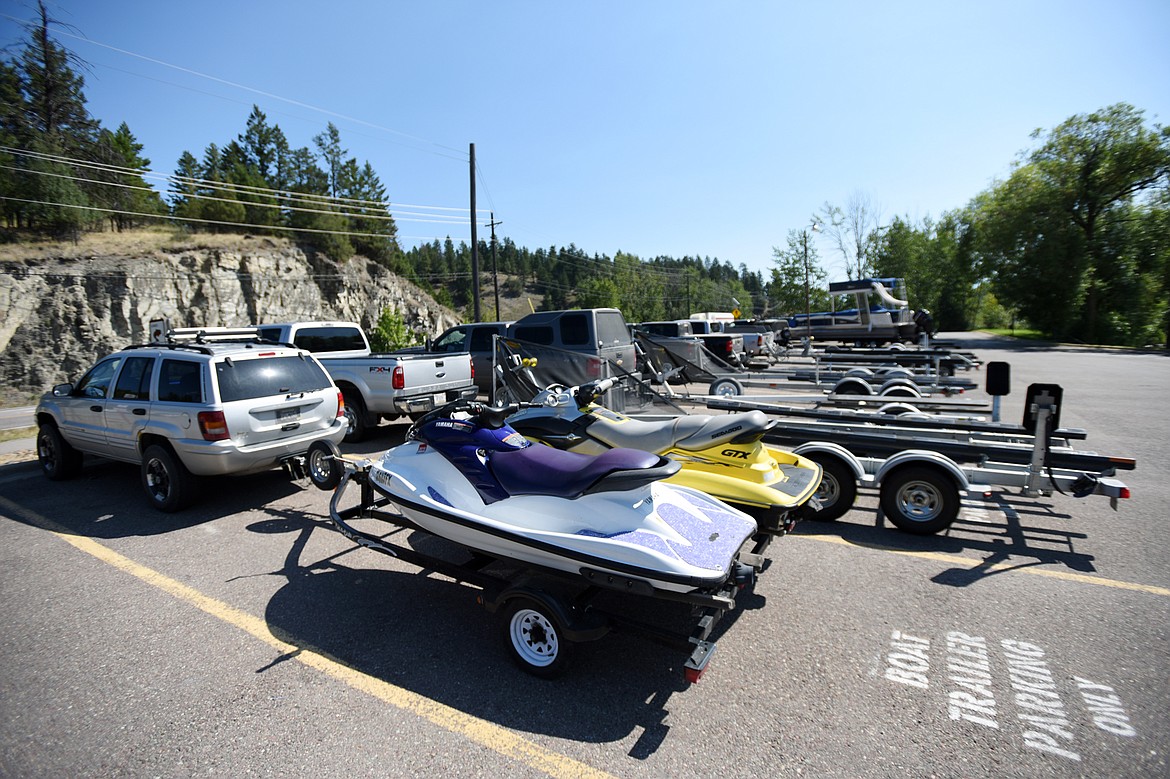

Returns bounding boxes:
[215,356,333,402]
[159,359,203,403]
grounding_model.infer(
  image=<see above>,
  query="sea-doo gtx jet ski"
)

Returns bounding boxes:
[506,378,823,533]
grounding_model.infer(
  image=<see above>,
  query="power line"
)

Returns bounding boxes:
[0,14,469,161]
[0,196,459,243]
[1,145,487,219]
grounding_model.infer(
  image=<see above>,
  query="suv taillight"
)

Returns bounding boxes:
[336,390,345,418]
[392,365,404,390]
[198,411,230,441]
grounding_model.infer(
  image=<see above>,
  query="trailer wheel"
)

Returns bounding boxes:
[708,378,744,397]
[306,439,343,491]
[806,454,857,522]
[341,392,368,443]
[502,599,572,678]
[880,466,959,535]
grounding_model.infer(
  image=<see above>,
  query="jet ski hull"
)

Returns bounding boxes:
[369,443,758,593]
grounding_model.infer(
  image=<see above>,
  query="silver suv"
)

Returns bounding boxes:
[35,334,347,511]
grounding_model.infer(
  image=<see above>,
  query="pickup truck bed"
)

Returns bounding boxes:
[257,321,476,441]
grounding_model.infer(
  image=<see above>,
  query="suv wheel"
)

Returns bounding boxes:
[141,445,195,512]
[37,423,83,480]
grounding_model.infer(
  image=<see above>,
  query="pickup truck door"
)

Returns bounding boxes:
[104,356,156,461]
[57,356,123,455]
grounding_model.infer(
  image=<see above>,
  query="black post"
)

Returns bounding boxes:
[470,143,480,322]
[489,212,501,320]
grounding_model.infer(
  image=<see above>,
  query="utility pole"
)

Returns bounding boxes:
[470,143,480,322]
[489,212,502,320]
[803,221,820,355]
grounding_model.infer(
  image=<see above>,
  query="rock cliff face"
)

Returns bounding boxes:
[0,234,463,395]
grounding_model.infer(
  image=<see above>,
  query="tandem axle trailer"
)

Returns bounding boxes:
[707,385,1134,535]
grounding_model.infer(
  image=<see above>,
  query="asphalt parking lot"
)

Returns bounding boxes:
[1,332,1167,778]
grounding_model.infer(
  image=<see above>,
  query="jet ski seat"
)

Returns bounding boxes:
[590,410,774,453]
[490,445,680,499]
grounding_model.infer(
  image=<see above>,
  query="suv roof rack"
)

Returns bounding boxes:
[150,317,268,345]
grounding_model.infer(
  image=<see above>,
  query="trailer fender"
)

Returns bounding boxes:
[876,450,970,493]
[832,377,874,395]
[791,441,865,482]
[790,442,863,521]
[486,585,610,643]
[878,378,922,398]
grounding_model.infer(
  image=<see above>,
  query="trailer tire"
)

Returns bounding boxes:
[708,378,744,397]
[806,454,857,522]
[502,598,572,679]
[306,439,343,491]
[880,465,960,535]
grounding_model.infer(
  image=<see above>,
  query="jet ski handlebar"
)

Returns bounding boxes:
[407,397,540,438]
[533,378,619,409]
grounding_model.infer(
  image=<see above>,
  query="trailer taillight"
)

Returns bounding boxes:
[198,411,230,441]
[336,390,345,418]
[684,665,707,684]
[392,365,404,390]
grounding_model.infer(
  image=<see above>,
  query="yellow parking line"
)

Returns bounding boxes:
[0,498,613,779]
[795,533,1170,597]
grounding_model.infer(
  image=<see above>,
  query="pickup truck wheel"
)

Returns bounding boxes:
[37,422,83,480]
[341,392,368,443]
[141,445,195,512]
[307,440,343,490]
[806,454,856,522]
[880,466,959,535]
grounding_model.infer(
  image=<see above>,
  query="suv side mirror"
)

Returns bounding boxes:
[52,383,74,397]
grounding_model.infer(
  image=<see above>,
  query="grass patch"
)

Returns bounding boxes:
[0,426,36,445]
[982,328,1049,341]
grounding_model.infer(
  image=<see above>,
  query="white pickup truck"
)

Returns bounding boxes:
[257,321,476,442]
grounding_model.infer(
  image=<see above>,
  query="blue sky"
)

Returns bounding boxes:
[3,1,1168,278]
